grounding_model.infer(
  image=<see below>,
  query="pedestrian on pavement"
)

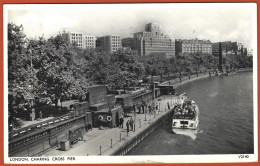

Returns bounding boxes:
[156,103,158,111]
[133,104,136,112]
[141,104,145,114]
[129,117,134,131]
[126,120,130,133]
[167,102,170,110]
[137,104,140,114]
[148,105,152,114]
[39,110,42,120]
[120,116,124,128]
[119,116,122,128]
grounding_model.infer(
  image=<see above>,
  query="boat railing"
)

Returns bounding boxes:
[173,114,195,120]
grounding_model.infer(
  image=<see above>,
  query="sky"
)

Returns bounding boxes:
[6,3,257,49]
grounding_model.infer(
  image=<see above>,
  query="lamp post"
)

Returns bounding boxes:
[159,103,160,114]
[170,92,172,105]
[134,104,136,125]
[144,107,147,121]
[153,82,155,108]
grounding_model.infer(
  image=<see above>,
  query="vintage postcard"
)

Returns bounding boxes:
[3,3,258,164]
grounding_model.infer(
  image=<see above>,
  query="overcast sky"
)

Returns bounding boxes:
[6,3,256,49]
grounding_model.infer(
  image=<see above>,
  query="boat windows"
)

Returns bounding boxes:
[180,121,188,124]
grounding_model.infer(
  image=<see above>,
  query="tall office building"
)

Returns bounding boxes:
[96,35,122,53]
[175,38,212,56]
[132,23,175,58]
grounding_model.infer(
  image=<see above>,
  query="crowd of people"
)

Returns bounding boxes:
[173,100,196,119]
[118,101,173,133]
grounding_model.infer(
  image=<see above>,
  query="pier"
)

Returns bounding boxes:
[43,95,177,156]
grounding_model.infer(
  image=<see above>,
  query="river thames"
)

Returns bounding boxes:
[127,71,253,155]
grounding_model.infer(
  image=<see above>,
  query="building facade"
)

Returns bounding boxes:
[175,38,212,56]
[247,49,253,56]
[84,35,96,49]
[66,32,96,49]
[68,32,84,48]
[132,23,175,58]
[122,37,134,50]
[212,41,243,56]
[96,35,122,53]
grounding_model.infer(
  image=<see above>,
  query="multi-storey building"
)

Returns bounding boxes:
[96,35,122,53]
[84,35,96,49]
[122,37,134,50]
[212,41,243,56]
[212,41,228,55]
[132,23,175,58]
[65,32,96,49]
[175,38,212,56]
[68,32,84,48]
[237,43,243,51]
[247,49,253,56]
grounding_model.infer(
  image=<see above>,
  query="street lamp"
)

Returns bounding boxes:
[159,103,160,114]
[170,92,172,105]
[134,104,136,124]
[153,82,155,108]
[144,106,147,121]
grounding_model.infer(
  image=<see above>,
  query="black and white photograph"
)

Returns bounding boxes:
[4,3,257,164]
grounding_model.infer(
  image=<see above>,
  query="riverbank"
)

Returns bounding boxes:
[237,68,253,72]
[43,73,213,156]
[127,71,254,156]
[42,70,252,156]
[43,95,177,156]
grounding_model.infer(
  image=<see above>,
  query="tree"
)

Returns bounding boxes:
[8,23,30,85]
[111,49,144,86]
[141,53,166,82]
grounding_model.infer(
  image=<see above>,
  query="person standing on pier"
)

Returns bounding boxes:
[120,115,124,128]
[167,102,170,110]
[39,110,43,120]
[148,105,152,114]
[129,117,134,131]
[141,104,145,114]
[126,120,130,133]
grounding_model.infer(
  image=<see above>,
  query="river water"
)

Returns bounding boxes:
[127,71,254,155]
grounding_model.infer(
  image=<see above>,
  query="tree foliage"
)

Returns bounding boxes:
[8,22,253,114]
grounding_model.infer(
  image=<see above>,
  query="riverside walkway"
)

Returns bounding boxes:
[43,73,212,156]
[43,95,177,156]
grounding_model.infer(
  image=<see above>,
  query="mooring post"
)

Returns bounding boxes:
[100,146,102,155]
[134,124,135,132]
[120,133,121,141]
[111,139,112,148]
